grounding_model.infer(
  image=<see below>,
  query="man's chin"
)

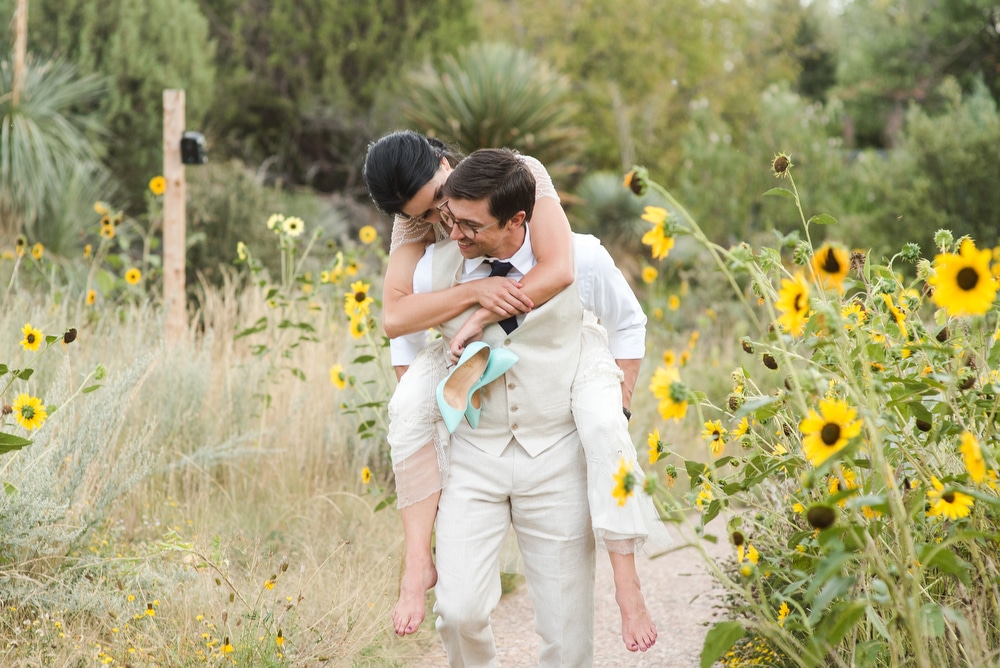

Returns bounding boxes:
[457,242,478,257]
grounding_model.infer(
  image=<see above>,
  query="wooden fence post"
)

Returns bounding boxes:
[162,89,186,346]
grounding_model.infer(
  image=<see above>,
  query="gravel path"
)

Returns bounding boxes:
[409,517,731,667]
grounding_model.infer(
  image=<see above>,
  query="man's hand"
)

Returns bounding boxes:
[476,277,533,318]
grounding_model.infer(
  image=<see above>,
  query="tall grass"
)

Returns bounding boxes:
[0,278,429,666]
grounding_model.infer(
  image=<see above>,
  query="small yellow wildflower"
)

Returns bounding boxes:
[149,176,167,196]
[20,323,43,352]
[359,225,378,244]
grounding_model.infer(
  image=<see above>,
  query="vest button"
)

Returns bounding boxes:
[511,423,519,430]
[510,405,518,412]
[504,338,512,345]
[507,382,515,390]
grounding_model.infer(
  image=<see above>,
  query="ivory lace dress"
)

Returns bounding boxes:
[386,155,670,555]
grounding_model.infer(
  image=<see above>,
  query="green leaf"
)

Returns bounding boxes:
[235,317,269,340]
[0,364,7,376]
[808,213,838,226]
[353,354,376,364]
[374,493,397,512]
[734,394,783,421]
[762,187,795,198]
[15,368,34,380]
[82,384,102,394]
[0,432,33,454]
[288,368,306,381]
[700,621,744,668]
[918,543,971,585]
[3,481,17,495]
[817,600,866,646]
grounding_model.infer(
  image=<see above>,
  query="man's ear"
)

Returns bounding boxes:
[506,211,527,229]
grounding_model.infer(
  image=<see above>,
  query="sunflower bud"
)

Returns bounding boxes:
[900,243,921,263]
[1,404,11,416]
[63,328,78,344]
[762,353,778,370]
[623,166,649,196]
[741,338,754,354]
[915,418,932,432]
[849,250,867,277]
[771,152,792,178]
[731,530,745,547]
[935,327,949,343]
[94,364,106,381]
[933,229,954,252]
[915,258,932,282]
[806,504,836,530]
[728,395,742,411]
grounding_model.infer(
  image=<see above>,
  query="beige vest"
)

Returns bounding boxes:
[431,241,582,457]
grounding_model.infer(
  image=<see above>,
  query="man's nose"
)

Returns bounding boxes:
[449,224,465,240]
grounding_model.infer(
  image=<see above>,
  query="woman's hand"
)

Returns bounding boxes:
[476,277,534,318]
[449,310,490,362]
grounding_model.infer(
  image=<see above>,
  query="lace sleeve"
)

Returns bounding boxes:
[519,155,560,203]
[389,214,449,255]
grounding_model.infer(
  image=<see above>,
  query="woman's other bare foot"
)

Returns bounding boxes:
[608,551,656,652]
[616,582,656,651]
[391,559,437,636]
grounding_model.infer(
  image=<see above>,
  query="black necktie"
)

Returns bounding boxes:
[488,261,518,334]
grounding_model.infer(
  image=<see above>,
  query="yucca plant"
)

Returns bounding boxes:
[0,55,109,246]
[569,170,650,245]
[401,42,584,178]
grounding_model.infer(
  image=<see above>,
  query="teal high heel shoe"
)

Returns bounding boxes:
[436,342,491,434]
[464,347,518,429]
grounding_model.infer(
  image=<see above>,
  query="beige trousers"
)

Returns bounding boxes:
[434,433,595,667]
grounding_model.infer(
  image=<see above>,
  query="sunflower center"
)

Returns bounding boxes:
[21,405,35,420]
[669,382,687,403]
[942,491,955,504]
[822,251,841,274]
[820,423,841,446]
[794,292,805,312]
[354,291,366,302]
[956,267,979,291]
[27,333,35,344]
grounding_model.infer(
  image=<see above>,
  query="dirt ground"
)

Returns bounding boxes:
[406,516,732,667]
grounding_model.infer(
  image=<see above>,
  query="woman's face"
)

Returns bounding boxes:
[398,158,452,225]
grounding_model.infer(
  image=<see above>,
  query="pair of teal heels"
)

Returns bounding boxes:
[435,341,518,433]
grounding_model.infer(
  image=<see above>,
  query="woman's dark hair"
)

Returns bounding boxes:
[362,130,462,215]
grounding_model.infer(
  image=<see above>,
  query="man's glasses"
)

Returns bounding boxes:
[437,200,501,238]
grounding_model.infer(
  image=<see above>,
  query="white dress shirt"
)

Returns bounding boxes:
[389,226,646,366]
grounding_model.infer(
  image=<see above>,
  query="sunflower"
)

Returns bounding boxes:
[799,398,863,467]
[959,431,986,484]
[125,268,142,285]
[12,393,47,430]
[236,241,248,261]
[926,476,974,520]
[649,365,688,422]
[349,315,367,339]
[361,467,372,485]
[612,458,636,507]
[771,152,792,178]
[31,243,44,260]
[330,364,347,390]
[623,167,648,196]
[94,201,108,215]
[266,213,284,231]
[149,175,167,196]
[928,238,998,317]
[695,481,714,510]
[20,323,43,352]
[100,221,115,239]
[282,216,305,238]
[732,417,750,440]
[84,244,92,259]
[841,302,866,331]
[358,225,378,245]
[641,266,658,284]
[701,420,727,457]
[344,281,374,318]
[647,429,664,465]
[662,350,676,366]
[641,222,675,261]
[775,271,810,336]
[668,295,680,311]
[777,602,790,627]
[811,244,849,291]
[86,289,96,305]
[641,205,668,226]
[882,293,908,339]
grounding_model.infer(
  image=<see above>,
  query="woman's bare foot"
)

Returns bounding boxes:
[391,558,437,636]
[616,582,656,652]
[608,551,656,652]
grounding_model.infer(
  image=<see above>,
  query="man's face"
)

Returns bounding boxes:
[441,198,521,259]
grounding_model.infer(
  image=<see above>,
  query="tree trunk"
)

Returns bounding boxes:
[12,0,27,106]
